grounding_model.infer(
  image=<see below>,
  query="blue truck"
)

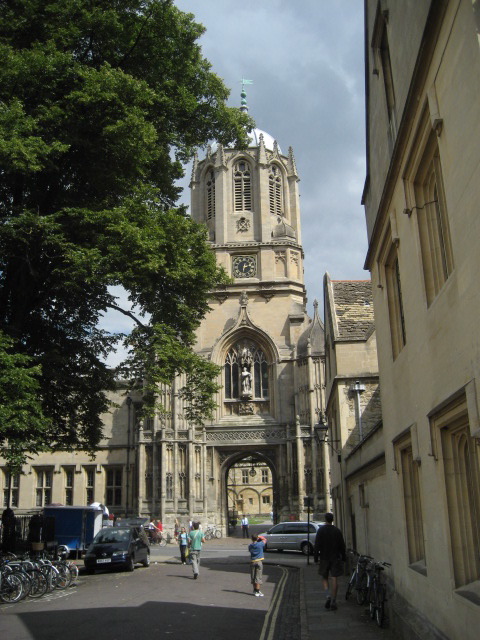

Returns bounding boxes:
[43,506,104,556]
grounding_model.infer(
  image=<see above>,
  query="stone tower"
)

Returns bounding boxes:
[167,90,329,528]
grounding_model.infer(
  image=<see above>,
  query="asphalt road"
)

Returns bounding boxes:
[0,538,304,640]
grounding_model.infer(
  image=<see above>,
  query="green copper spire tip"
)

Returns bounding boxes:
[239,78,253,112]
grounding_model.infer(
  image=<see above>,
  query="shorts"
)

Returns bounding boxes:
[318,556,344,579]
[250,561,263,585]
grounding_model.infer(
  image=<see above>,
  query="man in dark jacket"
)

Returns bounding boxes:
[314,512,346,611]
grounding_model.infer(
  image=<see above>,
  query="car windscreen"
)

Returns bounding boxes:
[93,529,131,544]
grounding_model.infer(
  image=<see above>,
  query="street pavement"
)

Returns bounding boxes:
[1,524,397,640]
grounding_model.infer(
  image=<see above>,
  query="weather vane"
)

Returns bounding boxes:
[239,78,253,112]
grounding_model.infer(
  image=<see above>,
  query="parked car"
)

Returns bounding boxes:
[84,526,150,574]
[259,521,324,555]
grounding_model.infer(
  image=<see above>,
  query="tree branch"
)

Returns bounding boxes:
[106,303,149,330]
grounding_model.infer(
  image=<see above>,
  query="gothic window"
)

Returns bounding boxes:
[233,161,252,211]
[179,472,187,499]
[224,350,239,399]
[269,165,283,216]
[254,350,268,398]
[166,473,173,500]
[206,168,215,220]
[224,343,269,399]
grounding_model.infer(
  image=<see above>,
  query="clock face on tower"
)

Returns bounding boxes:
[232,255,257,278]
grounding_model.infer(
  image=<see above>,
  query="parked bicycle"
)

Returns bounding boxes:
[203,525,222,540]
[0,547,78,604]
[368,561,391,627]
[345,549,373,604]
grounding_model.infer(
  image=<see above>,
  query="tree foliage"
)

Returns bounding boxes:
[0,0,253,470]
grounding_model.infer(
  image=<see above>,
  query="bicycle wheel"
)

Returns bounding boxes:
[345,570,355,600]
[356,573,368,605]
[67,562,79,583]
[369,582,377,619]
[27,569,48,598]
[375,584,386,627]
[159,538,167,547]
[54,563,72,589]
[41,565,57,592]
[9,570,30,600]
[214,530,222,539]
[0,573,24,603]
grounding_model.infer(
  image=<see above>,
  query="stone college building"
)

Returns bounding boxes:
[1,93,329,532]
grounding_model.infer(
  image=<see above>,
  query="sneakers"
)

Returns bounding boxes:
[254,591,264,597]
[325,596,331,609]
[330,601,338,611]
[193,573,198,580]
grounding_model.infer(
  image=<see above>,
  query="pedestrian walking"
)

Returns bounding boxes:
[188,521,205,579]
[249,534,266,596]
[178,526,188,564]
[241,515,249,538]
[313,512,346,611]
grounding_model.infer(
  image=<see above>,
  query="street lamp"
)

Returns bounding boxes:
[314,414,341,462]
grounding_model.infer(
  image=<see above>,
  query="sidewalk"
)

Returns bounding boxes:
[300,563,397,640]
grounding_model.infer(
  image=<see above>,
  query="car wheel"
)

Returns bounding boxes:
[301,542,313,556]
[142,552,150,568]
[85,567,95,575]
[126,555,135,572]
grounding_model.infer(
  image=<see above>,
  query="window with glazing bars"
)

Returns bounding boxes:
[64,467,74,506]
[234,161,252,211]
[36,469,52,507]
[106,468,122,506]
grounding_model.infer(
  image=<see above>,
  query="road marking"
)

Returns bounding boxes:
[259,566,289,640]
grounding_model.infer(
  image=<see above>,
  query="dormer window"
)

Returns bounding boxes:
[269,165,283,216]
[206,169,215,220]
[234,161,252,211]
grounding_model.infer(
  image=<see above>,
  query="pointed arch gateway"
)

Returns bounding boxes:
[221,450,278,535]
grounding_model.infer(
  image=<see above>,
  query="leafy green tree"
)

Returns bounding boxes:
[0,0,252,468]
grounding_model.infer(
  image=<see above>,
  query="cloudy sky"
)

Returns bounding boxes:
[176,0,368,304]
[101,0,368,363]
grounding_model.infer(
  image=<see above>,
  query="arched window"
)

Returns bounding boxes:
[206,168,215,220]
[224,342,268,399]
[233,161,252,211]
[269,165,283,216]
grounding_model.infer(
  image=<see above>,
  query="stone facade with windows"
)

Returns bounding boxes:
[357,2,480,639]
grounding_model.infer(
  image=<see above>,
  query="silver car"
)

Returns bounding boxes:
[260,521,324,555]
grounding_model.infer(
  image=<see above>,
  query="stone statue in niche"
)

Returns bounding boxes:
[241,366,252,397]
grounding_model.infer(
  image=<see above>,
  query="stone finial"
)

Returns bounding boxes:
[240,290,249,307]
[257,132,268,165]
[287,146,298,178]
[215,143,227,169]
[190,151,199,186]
